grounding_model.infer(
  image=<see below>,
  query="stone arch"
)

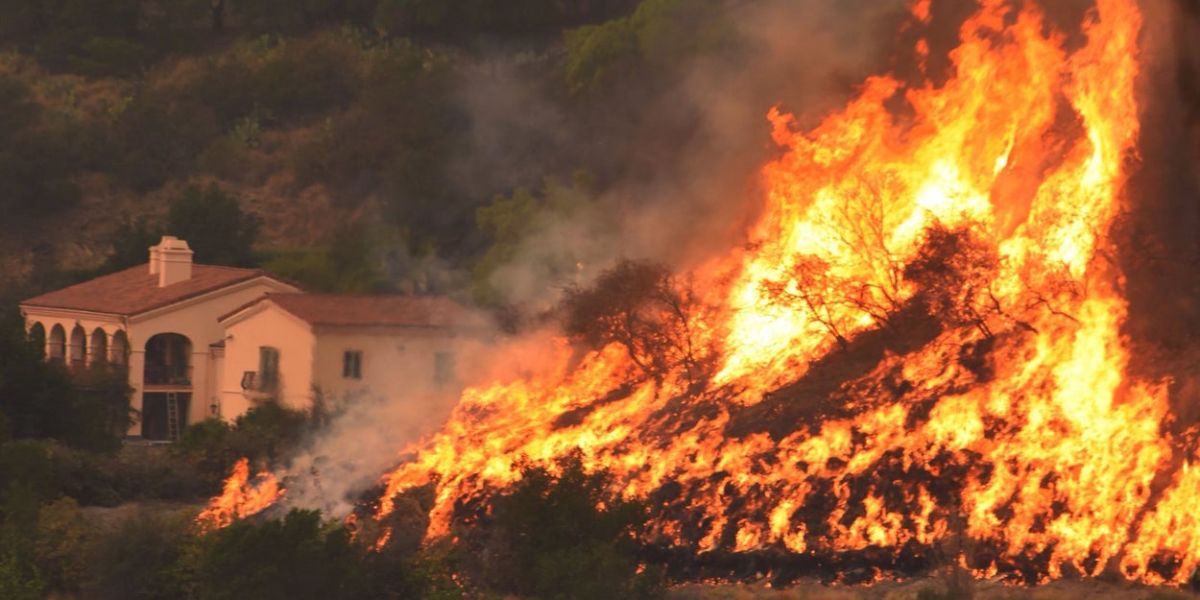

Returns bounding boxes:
[69,324,87,368]
[28,322,46,359]
[110,330,129,366]
[89,328,108,366]
[144,333,192,386]
[48,324,66,362]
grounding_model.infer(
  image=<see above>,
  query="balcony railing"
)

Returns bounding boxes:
[144,363,192,386]
[240,371,278,400]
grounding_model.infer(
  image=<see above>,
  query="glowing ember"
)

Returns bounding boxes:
[204,0,1200,586]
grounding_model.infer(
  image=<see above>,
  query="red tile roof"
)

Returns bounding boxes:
[21,264,273,316]
[229,293,488,329]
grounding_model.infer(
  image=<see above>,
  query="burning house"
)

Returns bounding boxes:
[188,0,1200,588]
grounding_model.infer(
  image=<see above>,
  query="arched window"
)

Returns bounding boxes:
[48,324,66,362]
[144,333,192,386]
[28,322,46,360]
[69,325,87,369]
[89,328,108,366]
[110,330,129,366]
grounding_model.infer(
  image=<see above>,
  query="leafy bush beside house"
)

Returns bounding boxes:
[0,308,128,452]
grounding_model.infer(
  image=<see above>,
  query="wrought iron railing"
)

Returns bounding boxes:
[144,363,192,386]
[240,371,278,393]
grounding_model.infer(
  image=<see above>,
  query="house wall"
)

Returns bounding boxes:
[21,311,127,367]
[220,305,316,415]
[209,344,224,418]
[311,327,462,401]
[128,280,295,433]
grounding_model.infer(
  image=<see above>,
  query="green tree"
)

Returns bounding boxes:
[0,306,130,452]
[472,173,596,305]
[327,224,383,292]
[226,401,310,467]
[0,309,74,441]
[58,365,134,453]
[103,216,164,273]
[564,0,735,96]
[166,184,261,267]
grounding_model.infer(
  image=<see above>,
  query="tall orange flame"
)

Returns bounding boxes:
[196,458,282,531]
[204,0,1200,585]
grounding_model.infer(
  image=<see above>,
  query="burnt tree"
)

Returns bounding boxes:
[904,224,1001,339]
[562,259,709,387]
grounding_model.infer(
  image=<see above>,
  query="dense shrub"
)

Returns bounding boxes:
[226,401,310,466]
[468,452,664,600]
[82,509,194,600]
[0,439,213,507]
[563,0,736,96]
[289,42,473,255]
[33,497,93,594]
[177,32,362,130]
[173,402,311,491]
[166,184,261,267]
[106,91,220,191]
[0,75,80,217]
[0,308,127,452]
[471,173,597,306]
[99,185,261,272]
[194,509,365,600]
[174,418,235,486]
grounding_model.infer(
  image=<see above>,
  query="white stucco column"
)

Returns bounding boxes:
[190,350,209,425]
[126,349,145,437]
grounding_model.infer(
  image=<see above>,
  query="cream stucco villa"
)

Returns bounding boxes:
[20,236,486,441]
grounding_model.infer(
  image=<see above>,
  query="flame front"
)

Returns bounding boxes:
[197,458,282,531]
[206,0,1200,585]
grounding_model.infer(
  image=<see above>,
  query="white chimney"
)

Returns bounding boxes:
[148,245,161,275]
[150,236,194,287]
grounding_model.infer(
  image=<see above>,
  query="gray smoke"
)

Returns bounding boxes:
[273,0,920,517]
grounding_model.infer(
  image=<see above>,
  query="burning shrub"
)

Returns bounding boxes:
[761,255,857,350]
[562,259,710,387]
[903,224,1002,339]
[759,176,912,350]
[466,452,664,600]
[357,486,467,599]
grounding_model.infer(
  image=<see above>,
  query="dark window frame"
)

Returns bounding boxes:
[259,346,280,390]
[342,350,362,379]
